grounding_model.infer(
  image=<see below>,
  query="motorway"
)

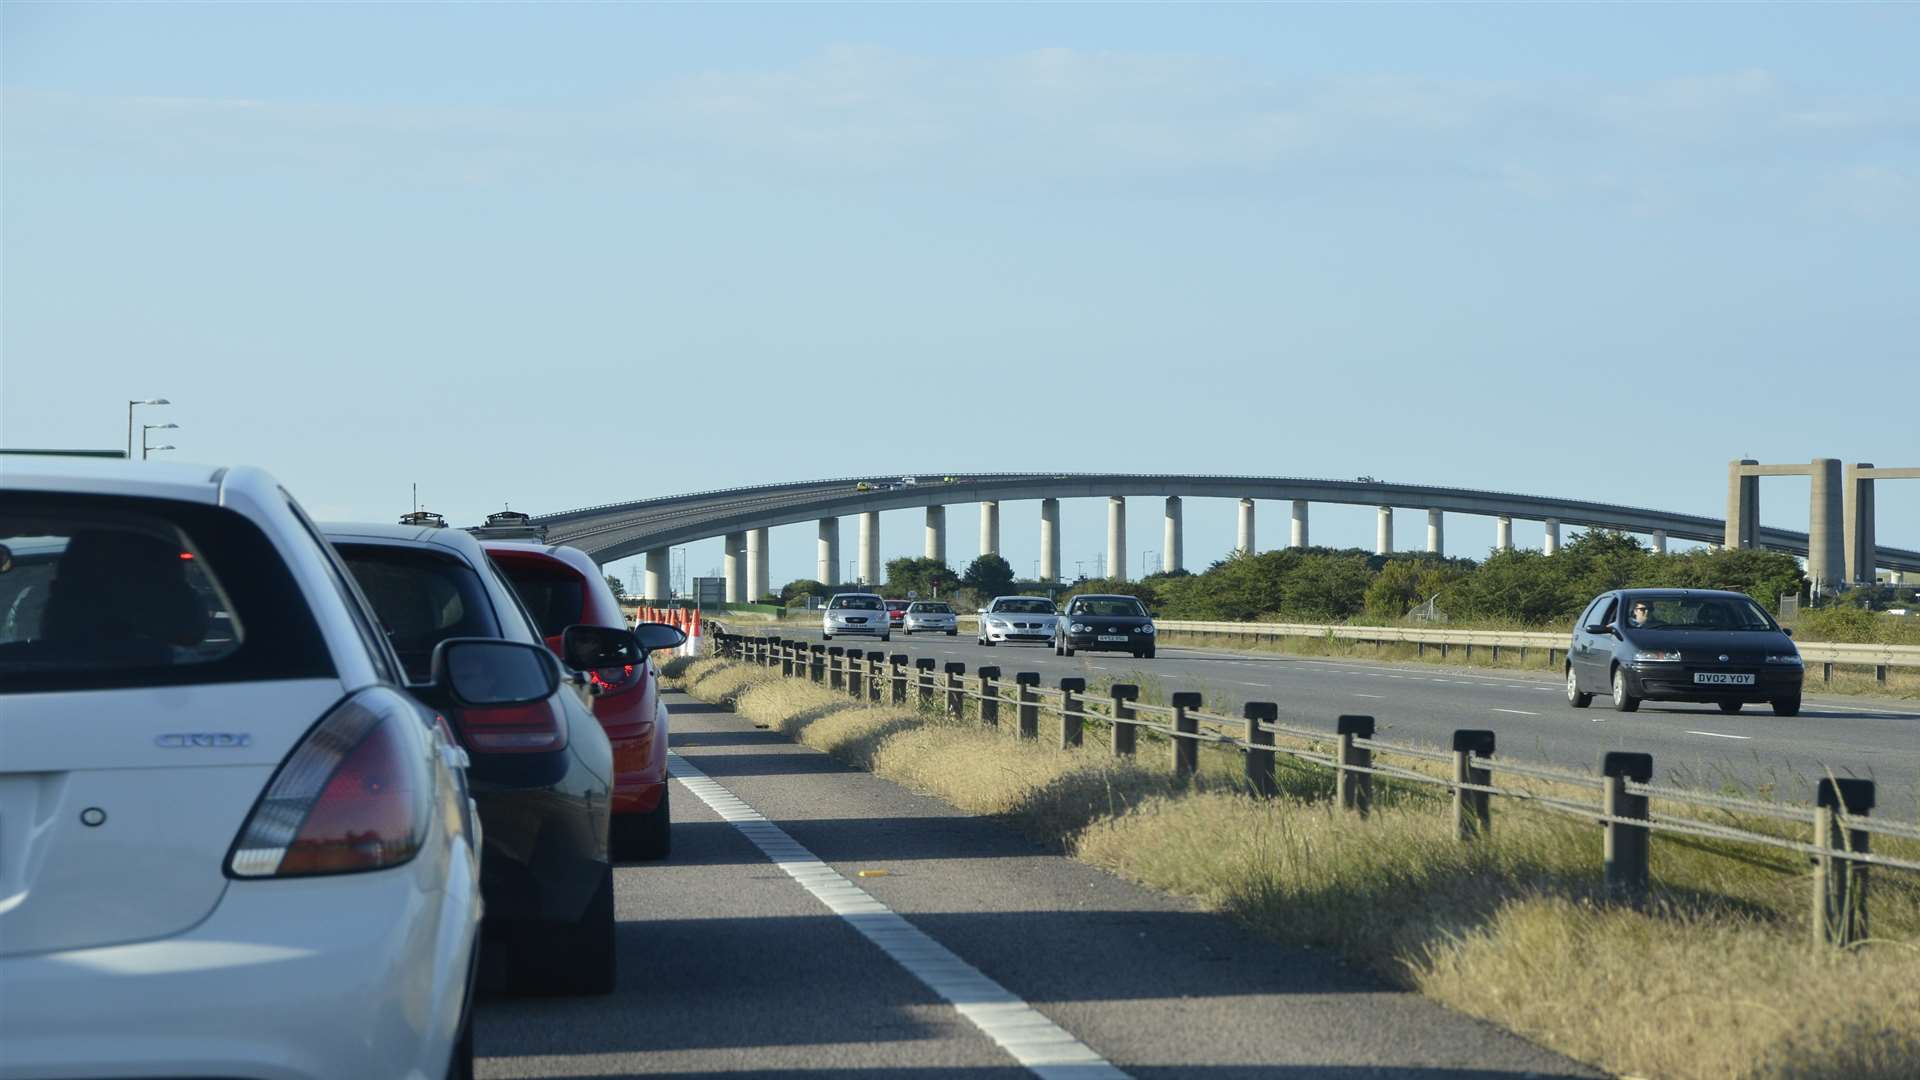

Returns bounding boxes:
[756,625,1920,807]
[476,692,1601,1079]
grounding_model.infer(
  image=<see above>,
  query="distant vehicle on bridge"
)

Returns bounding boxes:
[470,508,548,541]
[398,509,447,527]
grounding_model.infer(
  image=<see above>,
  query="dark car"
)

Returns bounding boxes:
[1056,594,1158,658]
[326,523,624,995]
[1565,589,1803,716]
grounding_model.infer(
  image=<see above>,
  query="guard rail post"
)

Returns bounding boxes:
[809,644,825,683]
[1110,684,1139,757]
[781,640,796,677]
[1243,702,1278,797]
[945,663,967,717]
[914,658,936,708]
[866,651,885,702]
[1059,678,1086,749]
[1876,664,1889,686]
[1452,729,1495,841]
[758,637,771,666]
[978,667,1002,727]
[1813,778,1875,949]
[1015,673,1041,739]
[889,655,908,704]
[847,651,866,700]
[1821,661,1833,684]
[1602,751,1652,907]
[1336,714,1374,817]
[1170,692,1202,779]
[827,647,845,691]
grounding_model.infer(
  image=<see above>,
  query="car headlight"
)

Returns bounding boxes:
[1766,654,1803,666]
[1069,623,1089,633]
[1632,650,1683,663]
[987,618,1008,628]
[1139,624,1155,634]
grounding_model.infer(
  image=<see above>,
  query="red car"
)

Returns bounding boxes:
[884,599,910,629]
[483,540,673,860]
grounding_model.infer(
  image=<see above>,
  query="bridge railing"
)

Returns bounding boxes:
[703,628,1920,949]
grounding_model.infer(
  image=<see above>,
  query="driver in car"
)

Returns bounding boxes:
[1626,600,1653,628]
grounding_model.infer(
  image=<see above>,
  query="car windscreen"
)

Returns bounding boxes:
[1074,598,1146,617]
[1625,596,1775,632]
[885,601,910,611]
[994,599,1056,614]
[0,494,332,693]
[338,544,502,682]
[832,596,882,610]
[909,603,952,613]
[491,557,586,639]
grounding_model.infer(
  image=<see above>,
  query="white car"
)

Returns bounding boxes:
[903,600,958,635]
[977,595,1060,646]
[0,458,487,1079]
[823,592,891,640]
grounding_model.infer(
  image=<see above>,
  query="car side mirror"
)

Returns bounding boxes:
[633,621,688,652]
[1584,624,1611,636]
[1782,627,1794,638]
[431,638,560,707]
[562,624,644,670]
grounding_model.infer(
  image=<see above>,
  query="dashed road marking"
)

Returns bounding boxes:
[669,751,1128,1080]
[1491,708,1540,716]
[1353,693,1384,699]
[1686,730,1753,740]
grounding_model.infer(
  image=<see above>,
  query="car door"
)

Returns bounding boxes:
[1574,595,1618,691]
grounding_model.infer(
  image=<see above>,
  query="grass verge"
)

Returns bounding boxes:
[662,656,1920,1080]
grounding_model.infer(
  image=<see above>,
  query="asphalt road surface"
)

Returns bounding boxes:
[765,625,1920,807]
[477,693,1601,1079]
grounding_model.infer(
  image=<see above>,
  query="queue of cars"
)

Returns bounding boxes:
[0,458,684,1079]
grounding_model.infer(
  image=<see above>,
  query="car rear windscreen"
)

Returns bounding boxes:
[337,544,503,682]
[492,558,586,638]
[0,494,332,693]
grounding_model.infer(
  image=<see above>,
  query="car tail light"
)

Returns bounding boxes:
[588,662,643,695]
[228,688,430,878]
[448,698,569,753]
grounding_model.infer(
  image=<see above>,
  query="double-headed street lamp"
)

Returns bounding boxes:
[127,398,171,458]
[143,422,180,460]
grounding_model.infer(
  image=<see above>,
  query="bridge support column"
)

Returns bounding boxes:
[1845,463,1876,585]
[1375,506,1393,555]
[644,549,669,603]
[1107,496,1127,581]
[817,518,840,586]
[1496,515,1513,552]
[1236,498,1255,556]
[1290,500,1308,549]
[925,505,946,563]
[723,532,745,603]
[1726,458,1760,548]
[1810,457,1843,593]
[1651,529,1666,555]
[1163,496,1183,574]
[858,512,879,585]
[1544,518,1561,556]
[747,527,769,603]
[1426,509,1444,555]
[979,501,1000,558]
[1039,499,1060,583]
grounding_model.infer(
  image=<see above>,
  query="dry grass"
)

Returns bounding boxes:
[671,659,1920,1080]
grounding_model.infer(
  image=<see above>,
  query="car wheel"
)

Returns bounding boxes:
[1611,667,1640,713]
[946,629,956,636]
[1717,701,1743,715]
[880,632,890,642]
[611,787,671,862]
[980,636,994,647]
[823,631,832,641]
[1142,644,1155,659]
[1772,695,1801,717]
[1566,665,1592,709]
[510,867,615,995]
[1062,641,1075,657]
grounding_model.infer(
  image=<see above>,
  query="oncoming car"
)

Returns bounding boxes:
[1056,594,1157,658]
[884,599,910,630]
[1565,589,1804,716]
[823,592,890,641]
[977,595,1058,646]
[903,600,958,635]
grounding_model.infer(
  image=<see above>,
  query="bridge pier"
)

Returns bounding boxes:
[1375,506,1393,555]
[1544,518,1561,556]
[925,505,946,563]
[1108,496,1127,581]
[1726,458,1760,549]
[1163,496,1183,574]
[1496,515,1513,553]
[723,532,745,603]
[1039,499,1060,583]
[1236,498,1255,555]
[747,527,769,603]
[1290,499,1308,549]
[817,518,840,586]
[1651,529,1666,555]
[644,548,669,603]
[1810,457,1843,592]
[1427,509,1444,556]
[979,501,1000,558]
[858,512,879,585]
[1845,463,1876,584]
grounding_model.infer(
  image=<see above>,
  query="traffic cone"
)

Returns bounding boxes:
[683,608,702,656]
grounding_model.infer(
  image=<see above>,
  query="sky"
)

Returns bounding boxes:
[3,3,1916,591]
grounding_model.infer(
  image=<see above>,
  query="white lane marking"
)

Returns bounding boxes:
[1491,708,1540,716]
[1799,701,1920,717]
[1353,693,1384,699]
[668,751,1128,1080]
[1686,730,1753,740]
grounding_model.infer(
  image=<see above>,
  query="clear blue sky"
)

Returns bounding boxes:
[4,3,1916,589]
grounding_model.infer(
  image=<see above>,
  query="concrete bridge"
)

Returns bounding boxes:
[526,472,1919,603]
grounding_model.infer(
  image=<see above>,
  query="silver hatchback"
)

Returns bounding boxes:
[903,601,958,636]
[823,592,891,641]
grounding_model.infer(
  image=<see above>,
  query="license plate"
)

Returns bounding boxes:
[1693,672,1755,686]
[1097,635,1129,642]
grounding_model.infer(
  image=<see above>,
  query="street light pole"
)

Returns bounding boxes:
[126,398,170,458]
[142,422,179,461]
